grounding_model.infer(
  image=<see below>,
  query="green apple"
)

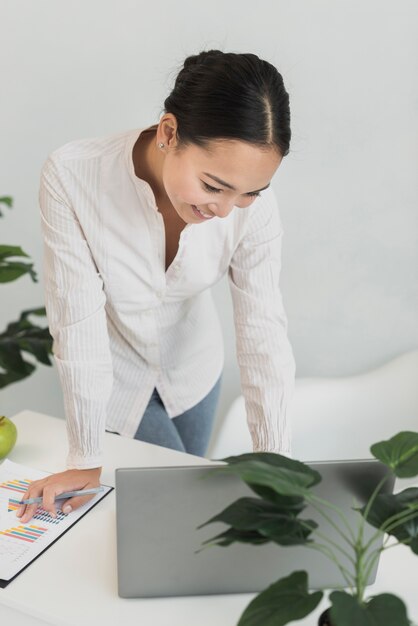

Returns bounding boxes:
[0,415,18,459]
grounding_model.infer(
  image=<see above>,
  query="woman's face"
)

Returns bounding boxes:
[160,133,282,224]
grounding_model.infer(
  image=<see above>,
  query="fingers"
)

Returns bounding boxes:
[58,471,102,514]
[17,480,59,524]
[59,492,96,515]
[16,491,29,519]
[19,503,40,524]
[41,483,59,519]
[16,482,45,523]
[15,468,102,523]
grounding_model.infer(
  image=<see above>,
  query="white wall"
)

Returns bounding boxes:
[1,1,417,435]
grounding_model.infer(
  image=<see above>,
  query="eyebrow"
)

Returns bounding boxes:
[202,172,271,194]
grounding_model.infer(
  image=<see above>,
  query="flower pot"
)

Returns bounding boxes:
[318,608,335,626]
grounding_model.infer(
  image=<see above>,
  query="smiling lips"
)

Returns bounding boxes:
[191,205,214,220]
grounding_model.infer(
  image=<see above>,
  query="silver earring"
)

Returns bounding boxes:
[158,142,165,149]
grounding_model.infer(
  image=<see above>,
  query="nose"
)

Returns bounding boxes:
[207,201,235,219]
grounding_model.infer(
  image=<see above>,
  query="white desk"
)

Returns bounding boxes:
[1,411,418,626]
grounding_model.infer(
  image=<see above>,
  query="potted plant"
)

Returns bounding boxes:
[0,195,53,389]
[199,431,418,626]
[0,196,53,458]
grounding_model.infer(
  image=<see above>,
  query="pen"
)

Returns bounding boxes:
[18,487,104,506]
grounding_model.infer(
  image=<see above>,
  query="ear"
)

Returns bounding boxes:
[157,114,179,149]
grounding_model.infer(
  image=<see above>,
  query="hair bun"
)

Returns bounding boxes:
[165,50,291,157]
[183,49,224,70]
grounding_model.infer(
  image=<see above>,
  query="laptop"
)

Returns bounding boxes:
[115,459,395,598]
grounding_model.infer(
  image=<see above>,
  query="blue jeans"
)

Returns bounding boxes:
[133,375,222,456]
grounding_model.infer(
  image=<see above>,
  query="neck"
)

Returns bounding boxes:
[133,125,168,204]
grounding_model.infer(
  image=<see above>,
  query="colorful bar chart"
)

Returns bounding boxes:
[0,478,31,494]
[8,498,67,525]
[0,524,47,543]
[7,498,22,513]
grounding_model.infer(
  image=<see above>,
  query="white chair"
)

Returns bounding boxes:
[208,350,418,461]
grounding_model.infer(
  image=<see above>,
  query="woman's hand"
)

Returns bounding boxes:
[16,467,102,523]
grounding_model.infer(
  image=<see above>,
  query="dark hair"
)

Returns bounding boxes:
[163,50,291,157]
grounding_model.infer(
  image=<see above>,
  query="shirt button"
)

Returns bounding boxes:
[156,291,165,299]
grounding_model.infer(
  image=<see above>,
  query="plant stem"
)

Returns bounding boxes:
[299,520,356,566]
[353,539,368,602]
[362,544,392,587]
[304,542,356,591]
[350,476,389,604]
[361,538,411,588]
[355,510,418,601]
[361,513,418,587]
[363,509,418,555]
[358,474,389,546]
[383,509,418,535]
[306,494,356,545]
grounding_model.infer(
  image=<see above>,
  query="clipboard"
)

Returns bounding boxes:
[0,459,113,588]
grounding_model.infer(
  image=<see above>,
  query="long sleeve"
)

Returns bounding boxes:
[39,156,113,469]
[228,188,296,455]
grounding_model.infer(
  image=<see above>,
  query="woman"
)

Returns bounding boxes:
[18,50,295,523]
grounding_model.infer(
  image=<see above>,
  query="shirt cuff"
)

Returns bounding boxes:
[66,453,103,470]
[253,446,292,458]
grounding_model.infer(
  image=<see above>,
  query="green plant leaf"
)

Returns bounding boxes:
[16,337,53,366]
[219,453,320,508]
[237,571,322,626]
[365,593,411,625]
[199,497,317,547]
[0,246,37,283]
[222,452,322,486]
[329,591,411,626]
[248,485,306,510]
[371,432,418,478]
[198,496,306,530]
[0,259,37,283]
[198,497,289,530]
[0,309,53,389]
[0,336,36,388]
[21,307,47,317]
[4,308,48,336]
[258,517,317,545]
[0,339,35,375]
[0,368,35,387]
[359,488,418,553]
[0,197,50,388]
[0,245,30,260]
[216,456,320,501]
[245,485,306,510]
[0,196,13,216]
[329,591,374,626]
[201,527,270,548]
[228,462,313,497]
[1,309,50,339]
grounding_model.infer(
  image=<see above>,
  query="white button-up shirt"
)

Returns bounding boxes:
[39,126,296,469]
